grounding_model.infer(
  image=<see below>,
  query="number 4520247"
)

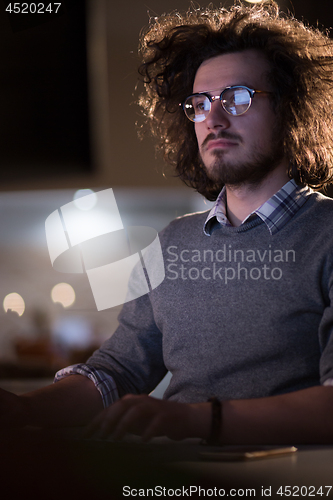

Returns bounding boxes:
[5,3,61,14]
[276,486,332,497]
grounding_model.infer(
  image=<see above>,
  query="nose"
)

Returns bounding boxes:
[205,100,231,130]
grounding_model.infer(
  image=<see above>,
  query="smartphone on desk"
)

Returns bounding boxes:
[200,446,297,461]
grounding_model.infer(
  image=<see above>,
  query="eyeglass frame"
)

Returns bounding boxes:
[180,85,272,122]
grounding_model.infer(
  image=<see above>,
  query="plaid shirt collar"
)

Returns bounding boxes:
[204,179,312,236]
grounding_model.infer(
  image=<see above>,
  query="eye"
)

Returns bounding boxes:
[223,88,251,115]
[192,96,210,113]
[193,99,205,111]
[183,94,211,122]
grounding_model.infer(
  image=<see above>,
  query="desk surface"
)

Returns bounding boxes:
[0,428,332,500]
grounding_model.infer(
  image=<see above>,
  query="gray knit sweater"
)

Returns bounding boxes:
[87,192,333,403]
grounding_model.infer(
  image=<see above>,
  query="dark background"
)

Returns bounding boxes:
[0,0,91,185]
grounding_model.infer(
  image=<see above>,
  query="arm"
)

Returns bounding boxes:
[220,385,333,444]
[0,285,165,430]
[86,385,333,444]
[0,375,103,429]
[6,278,165,429]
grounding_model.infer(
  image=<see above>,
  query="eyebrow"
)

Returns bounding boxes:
[193,83,255,94]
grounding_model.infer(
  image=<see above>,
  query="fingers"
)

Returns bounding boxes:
[111,402,153,441]
[84,395,193,443]
[84,395,131,439]
[84,394,154,440]
[141,414,165,442]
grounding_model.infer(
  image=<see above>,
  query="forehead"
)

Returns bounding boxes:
[193,50,271,93]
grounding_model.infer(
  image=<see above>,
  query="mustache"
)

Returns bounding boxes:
[201,131,243,149]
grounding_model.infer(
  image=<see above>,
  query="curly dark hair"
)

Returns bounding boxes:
[137,1,333,200]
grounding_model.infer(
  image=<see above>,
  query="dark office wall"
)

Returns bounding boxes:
[282,0,333,30]
[0,1,91,186]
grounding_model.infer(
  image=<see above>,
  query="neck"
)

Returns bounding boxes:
[225,165,290,227]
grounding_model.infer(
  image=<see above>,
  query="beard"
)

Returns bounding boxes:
[200,132,285,189]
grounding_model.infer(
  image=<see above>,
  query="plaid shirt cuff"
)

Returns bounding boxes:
[54,363,119,408]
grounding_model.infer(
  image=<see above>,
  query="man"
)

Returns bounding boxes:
[2,1,333,444]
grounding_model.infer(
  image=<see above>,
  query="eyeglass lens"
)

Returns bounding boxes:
[184,87,252,122]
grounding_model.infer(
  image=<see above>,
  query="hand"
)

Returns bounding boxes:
[85,394,210,442]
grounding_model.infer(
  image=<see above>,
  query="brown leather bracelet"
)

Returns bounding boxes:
[206,397,222,445]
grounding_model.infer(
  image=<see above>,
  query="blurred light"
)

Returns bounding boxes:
[244,0,266,3]
[58,189,123,248]
[3,293,25,316]
[51,283,75,308]
[52,316,92,348]
[73,189,97,211]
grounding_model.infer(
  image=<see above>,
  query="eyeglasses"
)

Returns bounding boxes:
[181,86,271,123]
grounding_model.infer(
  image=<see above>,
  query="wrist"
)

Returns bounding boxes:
[188,402,212,440]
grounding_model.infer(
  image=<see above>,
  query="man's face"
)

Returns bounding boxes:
[193,50,286,187]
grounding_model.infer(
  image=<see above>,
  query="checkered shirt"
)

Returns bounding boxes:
[54,363,119,408]
[204,179,312,236]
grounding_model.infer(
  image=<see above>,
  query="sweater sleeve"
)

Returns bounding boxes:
[319,259,333,385]
[85,292,167,397]
[83,220,175,397]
